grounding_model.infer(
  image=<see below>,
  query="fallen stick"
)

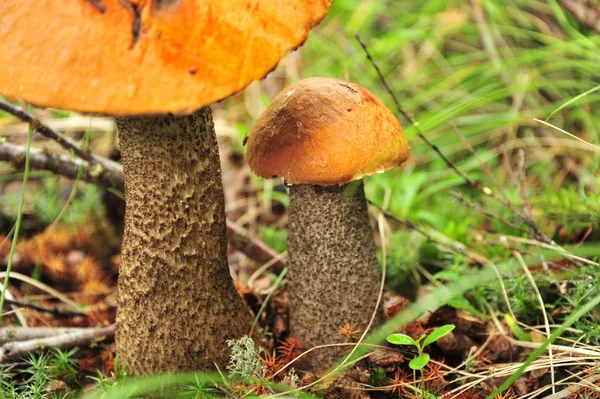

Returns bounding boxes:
[0,100,122,180]
[3,298,84,318]
[0,325,115,363]
[0,326,91,345]
[0,141,122,188]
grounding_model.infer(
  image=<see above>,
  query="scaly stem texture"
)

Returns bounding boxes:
[116,108,252,374]
[288,182,383,371]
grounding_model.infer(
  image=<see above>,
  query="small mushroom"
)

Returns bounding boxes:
[246,77,409,370]
[0,1,333,373]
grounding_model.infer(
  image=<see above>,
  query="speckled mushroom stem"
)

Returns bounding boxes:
[287,181,383,371]
[115,108,252,374]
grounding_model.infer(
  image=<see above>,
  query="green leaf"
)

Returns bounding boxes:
[546,84,600,120]
[386,333,417,346]
[409,353,430,370]
[448,296,482,317]
[423,325,455,348]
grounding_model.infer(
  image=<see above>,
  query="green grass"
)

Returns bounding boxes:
[0,348,79,399]
[0,110,32,318]
[1,0,600,397]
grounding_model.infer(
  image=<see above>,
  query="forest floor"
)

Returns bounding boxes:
[1,1,600,398]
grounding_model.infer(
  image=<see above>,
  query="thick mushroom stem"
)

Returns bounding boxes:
[287,181,383,371]
[116,108,252,374]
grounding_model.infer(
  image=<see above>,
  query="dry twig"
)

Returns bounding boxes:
[0,141,121,189]
[450,191,528,234]
[0,324,115,363]
[2,298,84,318]
[0,100,122,181]
[0,326,91,345]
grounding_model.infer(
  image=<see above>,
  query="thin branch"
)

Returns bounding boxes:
[0,326,91,345]
[451,123,508,202]
[367,200,490,265]
[450,191,529,234]
[0,101,90,162]
[2,298,84,318]
[0,142,122,189]
[0,100,123,185]
[0,271,80,309]
[355,34,472,184]
[215,385,241,399]
[2,290,28,327]
[0,325,115,363]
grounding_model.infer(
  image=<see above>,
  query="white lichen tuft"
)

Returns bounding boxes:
[226,336,264,379]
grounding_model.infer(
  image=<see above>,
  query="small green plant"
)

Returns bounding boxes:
[386,324,455,397]
[386,324,455,372]
[178,374,219,398]
[26,176,104,227]
[86,357,130,398]
[0,347,82,398]
[258,225,288,253]
[50,348,79,383]
[368,367,388,387]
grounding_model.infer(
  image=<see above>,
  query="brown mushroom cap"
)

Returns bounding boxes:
[0,0,332,116]
[246,77,409,186]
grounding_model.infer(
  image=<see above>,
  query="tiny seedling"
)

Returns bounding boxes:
[386,324,455,371]
[386,324,455,397]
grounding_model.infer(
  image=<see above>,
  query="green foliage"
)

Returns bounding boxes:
[367,171,469,228]
[175,374,219,399]
[556,263,600,345]
[541,185,600,233]
[386,324,456,371]
[0,348,80,399]
[368,367,387,387]
[32,177,103,226]
[382,230,423,297]
[49,348,79,383]
[86,357,129,398]
[23,352,51,398]
[3,1,600,397]
[32,177,62,225]
[232,122,250,155]
[258,225,287,253]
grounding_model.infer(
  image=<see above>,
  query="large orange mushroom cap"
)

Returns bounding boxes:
[246,77,410,186]
[0,0,332,116]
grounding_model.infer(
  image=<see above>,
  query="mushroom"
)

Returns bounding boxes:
[0,1,332,373]
[246,77,409,370]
